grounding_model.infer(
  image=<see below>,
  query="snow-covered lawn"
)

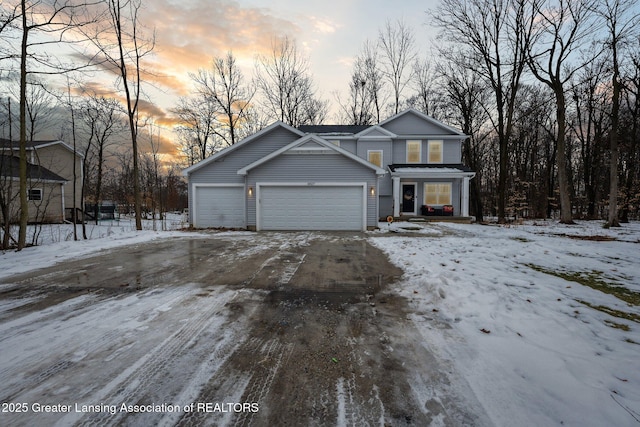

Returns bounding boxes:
[371,220,640,426]
[1,218,638,425]
[0,215,203,278]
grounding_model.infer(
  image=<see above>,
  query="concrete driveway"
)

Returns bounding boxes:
[0,232,487,426]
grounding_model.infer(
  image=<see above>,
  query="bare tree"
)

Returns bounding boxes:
[192,52,255,146]
[14,0,100,250]
[438,53,491,221]
[526,0,599,224]
[86,0,155,231]
[432,0,534,223]
[173,94,218,165]
[378,19,416,115]
[79,91,125,224]
[255,36,327,127]
[597,0,640,228]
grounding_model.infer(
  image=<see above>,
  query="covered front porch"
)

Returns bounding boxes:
[388,164,476,218]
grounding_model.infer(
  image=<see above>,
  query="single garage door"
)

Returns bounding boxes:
[194,185,245,228]
[259,185,365,231]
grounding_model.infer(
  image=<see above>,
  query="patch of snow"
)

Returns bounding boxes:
[369,220,640,427]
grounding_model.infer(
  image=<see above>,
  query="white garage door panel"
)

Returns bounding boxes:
[260,185,364,231]
[194,186,245,228]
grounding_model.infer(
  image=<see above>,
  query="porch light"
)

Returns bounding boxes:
[370,186,376,196]
[248,186,254,197]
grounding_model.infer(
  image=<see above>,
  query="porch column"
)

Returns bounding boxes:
[462,176,470,217]
[392,176,400,217]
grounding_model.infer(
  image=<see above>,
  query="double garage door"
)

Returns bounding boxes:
[259,185,365,231]
[194,184,366,231]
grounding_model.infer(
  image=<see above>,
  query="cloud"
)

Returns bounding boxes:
[309,16,340,34]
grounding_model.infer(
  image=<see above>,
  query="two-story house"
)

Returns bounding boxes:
[0,139,83,223]
[184,109,475,231]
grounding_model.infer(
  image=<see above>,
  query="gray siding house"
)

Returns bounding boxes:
[184,109,475,231]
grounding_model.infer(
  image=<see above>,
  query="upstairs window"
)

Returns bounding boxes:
[428,140,443,163]
[424,183,451,205]
[28,188,42,201]
[407,140,421,163]
[368,150,383,168]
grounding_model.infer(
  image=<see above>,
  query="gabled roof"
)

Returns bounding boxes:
[183,121,304,175]
[0,155,67,182]
[237,134,387,176]
[354,125,397,139]
[0,138,84,158]
[379,108,468,137]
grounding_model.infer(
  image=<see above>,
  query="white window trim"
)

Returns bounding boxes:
[28,188,43,201]
[428,140,444,164]
[406,140,422,163]
[367,150,383,168]
[424,182,452,206]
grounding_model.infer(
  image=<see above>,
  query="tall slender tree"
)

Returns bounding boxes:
[432,0,534,223]
[526,0,599,224]
[86,0,155,230]
[598,0,640,227]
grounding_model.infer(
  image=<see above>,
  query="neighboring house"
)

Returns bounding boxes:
[184,109,475,231]
[0,139,83,223]
[0,154,67,223]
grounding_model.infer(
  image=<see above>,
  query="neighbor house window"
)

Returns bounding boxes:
[424,183,451,205]
[28,188,42,201]
[407,140,421,163]
[368,150,383,168]
[428,140,443,163]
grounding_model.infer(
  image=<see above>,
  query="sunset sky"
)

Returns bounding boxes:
[138,0,440,125]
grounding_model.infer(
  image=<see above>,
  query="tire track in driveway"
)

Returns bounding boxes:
[62,287,246,427]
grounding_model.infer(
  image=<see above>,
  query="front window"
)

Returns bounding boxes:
[28,188,43,201]
[368,150,383,168]
[407,140,421,163]
[424,183,451,205]
[428,140,443,163]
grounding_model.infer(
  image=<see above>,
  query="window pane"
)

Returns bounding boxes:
[428,140,443,163]
[368,151,382,167]
[424,183,451,205]
[407,141,421,163]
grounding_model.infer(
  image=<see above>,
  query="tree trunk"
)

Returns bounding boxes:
[555,87,574,224]
[18,0,28,251]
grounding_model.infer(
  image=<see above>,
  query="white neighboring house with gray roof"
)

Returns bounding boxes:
[183,109,475,231]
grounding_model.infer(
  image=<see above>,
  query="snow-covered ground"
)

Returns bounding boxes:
[0,214,204,278]
[371,219,640,426]
[1,218,639,426]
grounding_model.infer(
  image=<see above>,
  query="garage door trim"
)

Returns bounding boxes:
[256,182,367,231]
[192,183,245,228]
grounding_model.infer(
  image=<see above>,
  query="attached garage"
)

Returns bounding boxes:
[192,185,245,228]
[257,184,366,231]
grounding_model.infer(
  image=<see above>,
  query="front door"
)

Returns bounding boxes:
[401,183,417,215]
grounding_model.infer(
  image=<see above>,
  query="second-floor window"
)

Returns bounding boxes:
[428,140,443,163]
[407,140,421,163]
[368,150,383,168]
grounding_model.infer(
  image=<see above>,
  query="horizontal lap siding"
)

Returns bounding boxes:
[187,127,301,222]
[246,153,379,228]
[356,140,393,196]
